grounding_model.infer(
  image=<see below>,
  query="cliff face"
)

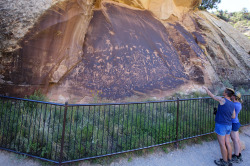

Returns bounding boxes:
[0,0,54,52]
[0,0,249,103]
[94,0,201,19]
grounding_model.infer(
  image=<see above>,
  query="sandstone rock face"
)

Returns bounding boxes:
[0,0,54,53]
[53,2,189,100]
[1,0,95,97]
[95,0,201,20]
[0,0,249,103]
[197,11,250,84]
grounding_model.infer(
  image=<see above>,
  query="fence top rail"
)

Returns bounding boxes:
[1,95,249,106]
[0,95,64,106]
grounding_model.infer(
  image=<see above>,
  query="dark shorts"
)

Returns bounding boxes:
[232,123,241,132]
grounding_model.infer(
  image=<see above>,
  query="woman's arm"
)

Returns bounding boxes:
[231,109,236,119]
[203,86,225,105]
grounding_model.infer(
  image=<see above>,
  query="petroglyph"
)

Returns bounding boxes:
[62,3,189,99]
[1,0,249,102]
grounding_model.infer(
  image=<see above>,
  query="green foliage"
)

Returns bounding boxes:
[15,154,28,160]
[212,8,250,38]
[25,90,47,102]
[234,20,250,29]
[162,147,169,153]
[199,0,221,10]
[215,10,230,21]
[222,79,234,89]
[236,87,250,95]
[213,8,249,22]
[166,91,208,99]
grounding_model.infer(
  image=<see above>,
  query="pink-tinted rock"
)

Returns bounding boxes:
[0,0,249,103]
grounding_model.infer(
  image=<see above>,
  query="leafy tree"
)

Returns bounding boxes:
[241,8,250,19]
[232,12,244,22]
[199,0,221,10]
[212,8,250,39]
[215,10,230,21]
[241,7,248,14]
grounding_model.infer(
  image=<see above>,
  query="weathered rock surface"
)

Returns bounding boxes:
[196,12,250,84]
[0,0,54,52]
[94,0,201,20]
[1,0,95,99]
[0,0,249,103]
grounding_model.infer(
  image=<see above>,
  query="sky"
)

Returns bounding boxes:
[209,0,250,12]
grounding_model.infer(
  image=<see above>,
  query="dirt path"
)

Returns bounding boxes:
[1,126,250,166]
[107,126,250,166]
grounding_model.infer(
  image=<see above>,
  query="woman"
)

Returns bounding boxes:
[203,86,235,166]
[230,91,243,163]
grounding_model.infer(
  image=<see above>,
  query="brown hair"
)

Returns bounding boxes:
[225,89,234,97]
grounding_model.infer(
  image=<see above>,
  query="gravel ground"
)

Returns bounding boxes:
[1,126,250,166]
[108,126,250,166]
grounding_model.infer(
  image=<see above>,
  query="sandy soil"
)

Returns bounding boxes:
[1,126,250,166]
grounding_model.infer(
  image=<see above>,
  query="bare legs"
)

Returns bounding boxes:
[225,134,232,160]
[230,131,241,155]
[217,134,232,161]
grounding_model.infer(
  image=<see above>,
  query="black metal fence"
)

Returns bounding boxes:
[0,95,249,165]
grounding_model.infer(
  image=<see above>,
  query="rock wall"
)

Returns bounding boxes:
[197,11,250,83]
[0,0,201,53]
[0,0,95,97]
[0,0,249,103]
[0,0,54,53]
[94,0,201,20]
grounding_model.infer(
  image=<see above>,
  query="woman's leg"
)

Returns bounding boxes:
[225,134,232,160]
[217,134,228,161]
[230,131,240,155]
[238,138,242,154]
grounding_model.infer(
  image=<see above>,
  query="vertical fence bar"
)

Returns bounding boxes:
[59,102,68,166]
[116,105,121,153]
[107,105,111,153]
[97,105,101,155]
[74,106,79,158]
[145,103,150,146]
[111,105,115,153]
[135,104,139,148]
[121,105,125,151]
[79,106,85,158]
[91,106,96,155]
[101,106,105,155]
[175,97,179,148]
[130,104,134,149]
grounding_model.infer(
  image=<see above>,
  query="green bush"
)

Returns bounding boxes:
[25,90,47,102]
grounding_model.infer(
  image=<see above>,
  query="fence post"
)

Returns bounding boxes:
[175,97,179,148]
[59,102,68,166]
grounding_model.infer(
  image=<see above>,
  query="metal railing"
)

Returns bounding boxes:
[0,95,249,165]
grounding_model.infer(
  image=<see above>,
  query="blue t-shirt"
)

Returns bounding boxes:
[215,98,235,125]
[232,102,242,123]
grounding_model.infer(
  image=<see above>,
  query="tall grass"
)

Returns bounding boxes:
[0,94,64,161]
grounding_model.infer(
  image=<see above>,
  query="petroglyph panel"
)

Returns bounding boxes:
[65,3,189,99]
[2,0,249,101]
